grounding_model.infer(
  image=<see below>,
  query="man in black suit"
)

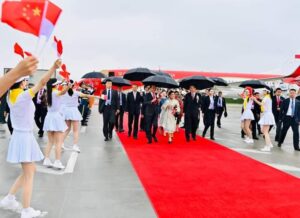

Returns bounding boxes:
[278,86,300,151]
[127,84,143,139]
[140,86,149,131]
[216,91,227,128]
[115,86,126,133]
[144,85,159,144]
[272,88,285,141]
[184,85,201,142]
[252,92,261,139]
[98,79,120,141]
[33,88,48,137]
[202,88,217,140]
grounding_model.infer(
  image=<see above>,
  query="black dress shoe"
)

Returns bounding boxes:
[277,143,282,147]
[109,134,112,139]
[104,138,109,141]
[217,125,221,128]
[147,141,152,144]
[295,148,300,151]
[210,137,215,141]
[128,134,131,137]
[133,136,138,140]
[186,138,190,142]
[253,137,259,140]
[153,136,158,142]
[119,129,125,133]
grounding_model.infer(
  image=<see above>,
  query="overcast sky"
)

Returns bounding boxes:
[1,0,300,80]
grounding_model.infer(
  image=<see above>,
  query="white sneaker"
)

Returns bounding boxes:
[43,158,53,167]
[0,195,20,211]
[53,160,65,170]
[62,144,73,151]
[72,145,81,153]
[243,137,249,142]
[269,144,274,148]
[246,139,254,144]
[21,207,41,218]
[260,146,271,152]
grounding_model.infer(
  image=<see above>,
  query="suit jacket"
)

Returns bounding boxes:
[143,92,159,116]
[117,92,127,110]
[126,91,142,114]
[184,92,201,115]
[272,95,285,121]
[98,89,120,113]
[216,96,227,112]
[201,95,217,114]
[280,98,300,122]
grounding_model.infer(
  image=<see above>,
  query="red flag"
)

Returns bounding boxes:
[61,64,67,72]
[295,55,300,59]
[59,71,70,81]
[14,43,24,59]
[24,51,32,57]
[2,0,46,36]
[53,36,63,57]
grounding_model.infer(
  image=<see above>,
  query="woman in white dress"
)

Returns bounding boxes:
[61,81,99,152]
[0,59,61,218]
[43,79,71,169]
[251,88,275,151]
[240,87,255,144]
[161,91,180,144]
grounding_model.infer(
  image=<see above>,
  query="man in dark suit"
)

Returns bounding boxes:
[98,79,120,141]
[140,86,149,131]
[252,92,261,139]
[216,91,227,128]
[33,88,48,137]
[115,86,126,133]
[272,88,285,141]
[127,84,143,139]
[278,86,300,151]
[202,88,217,140]
[144,85,159,144]
[184,85,201,142]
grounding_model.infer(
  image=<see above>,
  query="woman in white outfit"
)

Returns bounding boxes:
[161,91,180,144]
[43,79,71,169]
[241,87,255,144]
[251,88,275,151]
[0,59,61,218]
[61,80,99,152]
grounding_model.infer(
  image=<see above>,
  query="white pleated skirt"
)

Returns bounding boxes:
[7,130,44,163]
[62,107,82,121]
[43,112,68,132]
[241,109,254,121]
[259,112,275,126]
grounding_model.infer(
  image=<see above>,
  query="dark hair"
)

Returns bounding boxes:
[275,88,282,92]
[10,81,23,90]
[46,78,57,107]
[68,88,74,96]
[168,90,174,96]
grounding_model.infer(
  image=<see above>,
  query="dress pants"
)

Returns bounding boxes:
[279,116,299,150]
[128,112,140,137]
[102,105,116,139]
[203,110,215,138]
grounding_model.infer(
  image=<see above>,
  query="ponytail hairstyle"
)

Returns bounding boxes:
[46,78,57,107]
[68,80,74,96]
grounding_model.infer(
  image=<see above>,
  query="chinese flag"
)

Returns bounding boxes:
[1,0,46,36]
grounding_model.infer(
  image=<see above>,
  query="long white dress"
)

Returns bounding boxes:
[258,97,275,126]
[161,99,180,133]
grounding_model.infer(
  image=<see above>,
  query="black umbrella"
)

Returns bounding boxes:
[239,80,270,89]
[102,77,131,87]
[123,68,155,81]
[154,70,172,78]
[179,76,215,90]
[211,77,228,86]
[142,75,179,89]
[82,71,107,79]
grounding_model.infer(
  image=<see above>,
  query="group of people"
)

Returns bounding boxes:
[98,79,228,144]
[0,58,98,218]
[240,86,300,152]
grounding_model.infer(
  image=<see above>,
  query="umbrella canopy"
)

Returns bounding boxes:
[179,76,215,90]
[239,80,270,89]
[102,77,131,87]
[142,75,179,89]
[154,70,172,78]
[211,77,228,86]
[82,71,107,79]
[123,68,155,81]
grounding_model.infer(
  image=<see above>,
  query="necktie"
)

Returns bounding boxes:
[291,99,295,117]
[108,89,111,104]
[119,93,122,106]
[134,92,136,101]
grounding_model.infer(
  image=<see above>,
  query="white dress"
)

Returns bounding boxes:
[241,99,254,121]
[7,90,44,163]
[43,90,68,132]
[258,97,275,126]
[61,91,83,121]
[161,99,180,133]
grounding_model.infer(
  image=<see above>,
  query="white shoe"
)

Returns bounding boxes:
[21,207,41,218]
[72,145,81,153]
[260,146,271,152]
[53,160,65,170]
[243,137,249,142]
[0,195,20,211]
[43,158,53,167]
[62,144,73,151]
[246,139,254,144]
[269,144,274,148]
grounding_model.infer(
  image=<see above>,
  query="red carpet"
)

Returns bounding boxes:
[117,116,300,218]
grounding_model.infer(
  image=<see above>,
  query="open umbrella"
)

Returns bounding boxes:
[102,77,131,87]
[82,71,107,79]
[123,68,155,81]
[142,75,179,89]
[239,80,270,89]
[154,70,172,78]
[179,76,215,90]
[211,77,228,86]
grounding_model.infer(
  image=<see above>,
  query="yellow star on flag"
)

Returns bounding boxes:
[32,7,41,16]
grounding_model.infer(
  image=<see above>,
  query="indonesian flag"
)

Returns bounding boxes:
[1,0,62,38]
[295,54,300,59]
